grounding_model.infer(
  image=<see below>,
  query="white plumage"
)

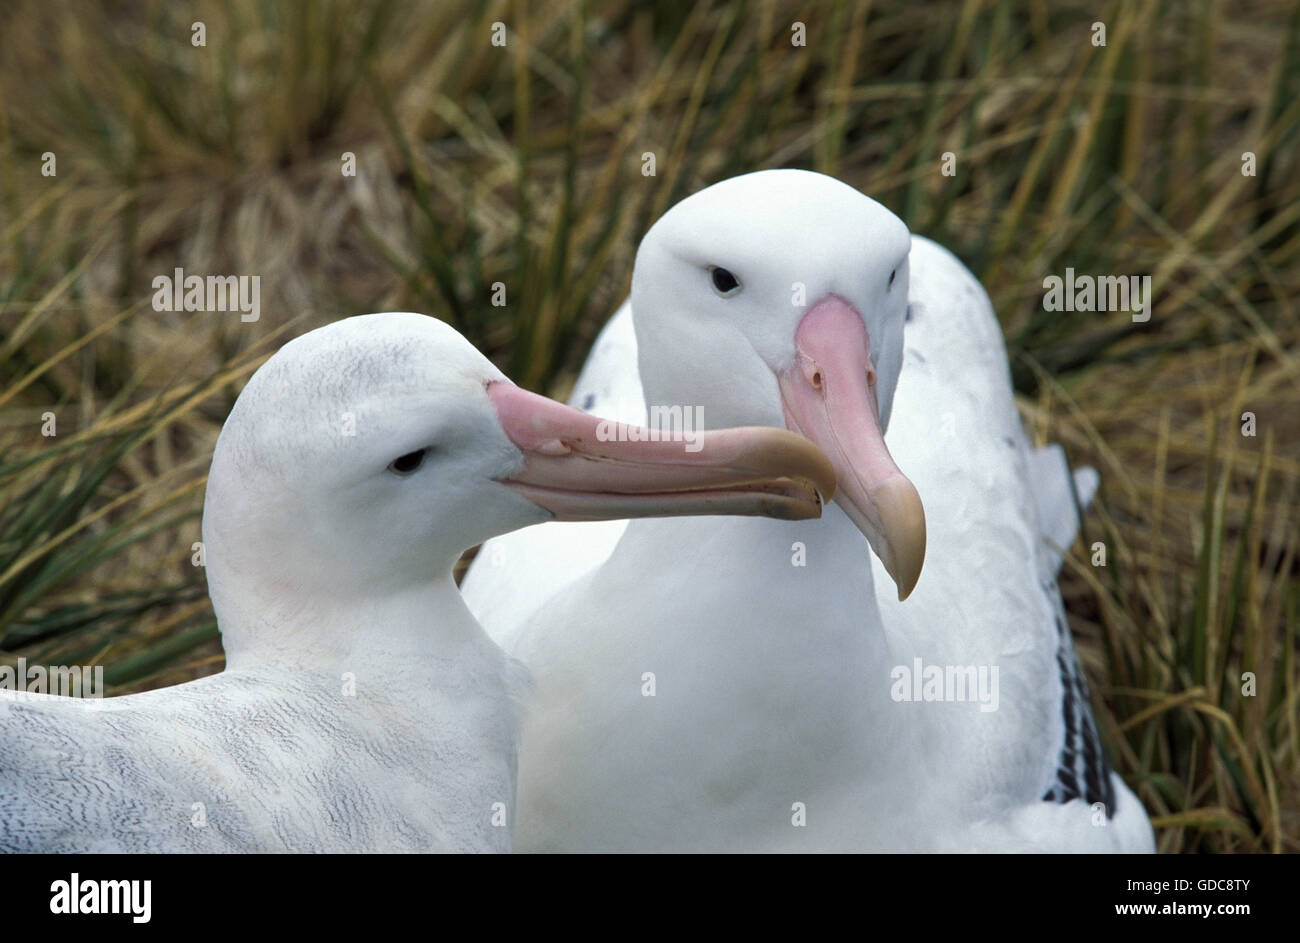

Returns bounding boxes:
[4,314,533,852]
[462,170,1154,852]
[870,236,1152,851]
[2,311,835,853]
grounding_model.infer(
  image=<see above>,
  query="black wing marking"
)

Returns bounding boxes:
[1041,579,1116,816]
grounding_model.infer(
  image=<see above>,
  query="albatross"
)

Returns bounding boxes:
[461,170,1154,852]
[0,311,837,853]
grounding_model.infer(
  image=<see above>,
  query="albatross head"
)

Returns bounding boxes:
[630,169,926,599]
[202,312,836,651]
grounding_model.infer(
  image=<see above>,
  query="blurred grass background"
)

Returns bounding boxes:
[0,0,1296,853]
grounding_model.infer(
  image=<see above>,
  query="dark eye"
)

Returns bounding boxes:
[888,269,897,289]
[709,266,741,296]
[388,448,427,475]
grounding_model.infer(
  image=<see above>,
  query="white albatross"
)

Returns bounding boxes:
[461,170,1154,852]
[0,312,837,853]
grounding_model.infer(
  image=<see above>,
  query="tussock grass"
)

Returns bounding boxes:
[0,0,1295,852]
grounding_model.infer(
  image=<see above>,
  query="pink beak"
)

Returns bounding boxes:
[489,383,837,523]
[777,295,926,599]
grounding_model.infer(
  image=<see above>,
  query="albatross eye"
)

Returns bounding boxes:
[709,266,741,297]
[388,448,428,475]
[888,269,897,289]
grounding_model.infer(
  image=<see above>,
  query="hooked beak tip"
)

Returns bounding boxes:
[871,477,926,600]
